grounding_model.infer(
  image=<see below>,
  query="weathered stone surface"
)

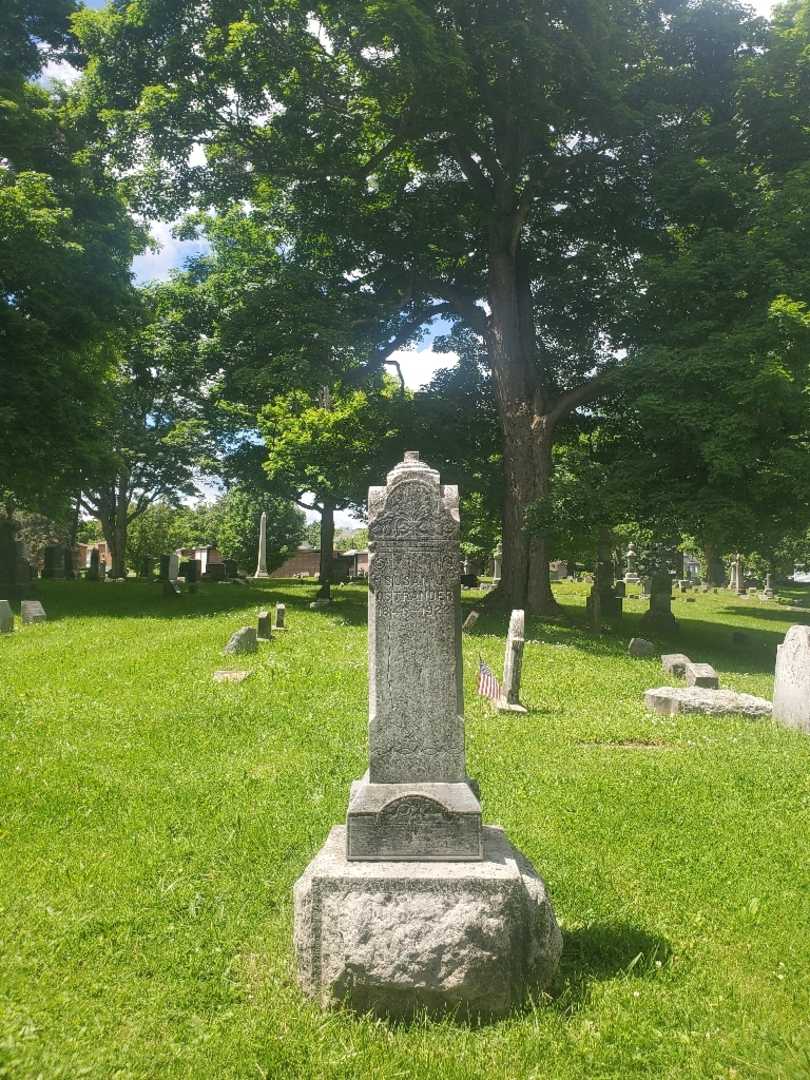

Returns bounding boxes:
[0,600,13,633]
[168,552,180,582]
[661,652,691,678]
[644,686,772,717]
[20,600,46,624]
[274,602,286,630]
[223,626,257,655]
[462,610,479,631]
[294,825,562,1017]
[257,610,272,640]
[773,625,810,734]
[498,608,527,713]
[347,777,482,861]
[254,511,270,578]
[628,637,655,657]
[212,669,251,683]
[685,662,719,689]
[366,452,464,785]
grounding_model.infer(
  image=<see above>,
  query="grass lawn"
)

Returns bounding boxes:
[1,578,809,1079]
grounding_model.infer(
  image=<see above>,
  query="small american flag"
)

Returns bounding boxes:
[477,656,501,703]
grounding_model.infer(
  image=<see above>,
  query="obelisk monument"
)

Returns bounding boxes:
[254,511,269,578]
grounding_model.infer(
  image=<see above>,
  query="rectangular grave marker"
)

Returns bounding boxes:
[21,600,46,624]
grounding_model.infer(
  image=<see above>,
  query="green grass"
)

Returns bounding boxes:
[1,579,809,1079]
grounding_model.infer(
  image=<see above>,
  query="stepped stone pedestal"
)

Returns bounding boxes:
[293,452,561,1016]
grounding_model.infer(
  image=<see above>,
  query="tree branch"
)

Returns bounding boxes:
[546,369,615,428]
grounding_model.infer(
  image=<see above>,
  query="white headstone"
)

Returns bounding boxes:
[168,552,180,582]
[773,625,810,734]
[274,602,286,630]
[254,511,270,578]
[498,609,527,712]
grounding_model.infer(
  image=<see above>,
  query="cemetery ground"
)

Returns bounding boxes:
[1,582,809,1080]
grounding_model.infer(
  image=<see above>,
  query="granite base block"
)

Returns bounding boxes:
[294,824,562,1018]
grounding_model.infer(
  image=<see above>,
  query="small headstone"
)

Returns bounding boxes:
[747,586,758,596]
[614,580,626,599]
[212,669,251,684]
[462,610,480,631]
[772,625,810,734]
[257,610,272,640]
[274,602,286,630]
[309,598,330,609]
[498,609,527,713]
[628,637,655,657]
[644,686,771,718]
[685,662,719,689]
[168,552,180,582]
[763,573,775,600]
[661,653,691,678]
[685,597,696,603]
[223,626,257,655]
[0,600,13,633]
[158,554,170,581]
[223,558,238,578]
[21,600,46,624]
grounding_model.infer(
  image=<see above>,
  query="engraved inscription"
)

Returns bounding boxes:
[348,796,480,859]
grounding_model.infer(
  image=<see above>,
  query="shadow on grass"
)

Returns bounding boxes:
[18,580,372,623]
[551,922,672,1016]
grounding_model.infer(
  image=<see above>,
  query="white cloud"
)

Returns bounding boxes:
[387,347,459,391]
[132,220,210,283]
[39,58,81,86]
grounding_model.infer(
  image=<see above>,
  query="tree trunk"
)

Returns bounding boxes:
[96,477,129,579]
[317,501,335,600]
[487,244,561,616]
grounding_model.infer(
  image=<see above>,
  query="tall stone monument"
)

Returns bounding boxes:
[624,542,640,584]
[294,452,561,1016]
[254,511,270,578]
[773,625,810,734]
[587,531,621,623]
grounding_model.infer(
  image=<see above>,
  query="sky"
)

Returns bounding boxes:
[43,0,778,527]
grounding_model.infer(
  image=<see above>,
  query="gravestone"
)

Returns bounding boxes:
[462,610,479,632]
[223,626,257,655]
[644,686,771,718]
[168,552,180,583]
[138,555,154,579]
[586,533,621,623]
[42,545,65,579]
[734,555,745,595]
[294,451,561,1016]
[628,637,655,658]
[763,573,775,600]
[614,580,626,599]
[21,600,46,624]
[254,511,270,578]
[640,572,677,634]
[205,562,225,581]
[661,652,691,678]
[623,542,640,583]
[88,548,100,581]
[274,602,286,630]
[492,541,502,583]
[213,669,251,684]
[159,554,170,581]
[223,559,238,578]
[772,625,810,734]
[498,609,527,713]
[0,600,13,633]
[257,610,272,640]
[685,662,719,689]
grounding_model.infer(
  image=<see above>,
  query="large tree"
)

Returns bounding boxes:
[77,0,809,612]
[1,3,139,510]
[80,285,213,577]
